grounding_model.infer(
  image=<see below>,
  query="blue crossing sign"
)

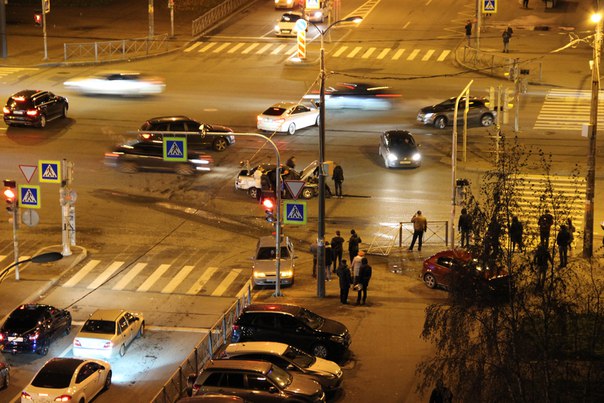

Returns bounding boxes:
[283,200,307,225]
[19,185,41,209]
[163,137,187,162]
[482,0,497,13]
[39,160,61,184]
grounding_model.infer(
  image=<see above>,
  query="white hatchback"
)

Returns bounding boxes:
[257,102,319,135]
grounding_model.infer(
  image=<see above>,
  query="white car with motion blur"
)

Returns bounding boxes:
[257,102,319,135]
[274,12,307,37]
[64,71,165,96]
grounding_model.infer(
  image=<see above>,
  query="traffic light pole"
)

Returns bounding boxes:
[40,0,48,60]
[10,204,20,281]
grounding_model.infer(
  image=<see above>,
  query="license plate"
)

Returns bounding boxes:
[282,30,291,33]
[400,161,411,165]
[13,110,24,115]
[8,337,23,342]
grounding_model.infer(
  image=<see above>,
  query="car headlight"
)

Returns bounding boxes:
[281,270,293,278]
[274,25,280,32]
[330,335,344,344]
[411,153,421,162]
[387,153,398,161]
[423,112,434,119]
[253,271,266,278]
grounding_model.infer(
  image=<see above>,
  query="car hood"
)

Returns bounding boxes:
[308,356,342,377]
[318,317,348,337]
[388,144,419,156]
[284,375,323,397]
[206,124,233,133]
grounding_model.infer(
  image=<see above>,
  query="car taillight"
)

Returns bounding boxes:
[2,106,9,114]
[141,133,152,140]
[103,341,112,349]
[54,395,73,401]
[192,384,201,395]
[26,109,39,117]
[73,339,81,347]
[0,333,4,341]
[104,152,120,158]
[28,332,40,341]
[21,391,32,400]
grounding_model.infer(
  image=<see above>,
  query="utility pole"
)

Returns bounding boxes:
[0,0,7,58]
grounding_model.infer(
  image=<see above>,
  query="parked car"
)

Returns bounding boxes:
[104,140,213,175]
[274,12,307,37]
[417,97,495,129]
[139,116,235,152]
[232,303,351,360]
[190,359,325,402]
[378,130,421,168]
[257,102,319,135]
[64,71,165,96]
[0,355,9,389]
[73,309,144,359]
[303,82,400,110]
[3,90,68,128]
[21,357,111,403]
[223,341,343,392]
[178,395,246,403]
[0,304,72,355]
[252,236,296,287]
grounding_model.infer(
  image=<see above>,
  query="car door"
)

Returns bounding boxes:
[45,307,64,340]
[47,92,62,117]
[75,362,102,400]
[124,312,139,345]
[245,372,283,402]
[467,100,484,123]
[185,120,210,149]
[277,314,313,351]
[117,315,132,349]
[246,313,281,342]
[293,105,314,128]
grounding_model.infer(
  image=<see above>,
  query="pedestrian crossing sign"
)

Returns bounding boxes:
[19,185,41,209]
[482,0,497,13]
[283,200,307,225]
[38,160,61,183]
[163,137,187,162]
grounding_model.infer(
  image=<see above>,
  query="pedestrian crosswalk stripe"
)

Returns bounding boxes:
[392,49,405,60]
[161,265,194,294]
[137,263,170,292]
[422,49,435,61]
[112,262,146,290]
[271,44,287,54]
[256,43,273,54]
[407,49,420,60]
[87,261,123,289]
[286,45,298,55]
[437,49,451,61]
[333,46,348,57]
[212,269,242,296]
[362,47,376,59]
[242,43,259,54]
[200,43,216,52]
[184,42,201,52]
[64,260,100,287]
[347,46,363,58]
[187,266,219,295]
[213,42,231,52]
[228,43,245,53]
[534,89,604,131]
[377,48,390,59]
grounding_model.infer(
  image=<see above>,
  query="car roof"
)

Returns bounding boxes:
[226,341,289,356]
[243,303,302,315]
[204,359,272,373]
[257,235,289,247]
[88,309,125,321]
[269,102,298,109]
[9,89,46,99]
[146,116,193,123]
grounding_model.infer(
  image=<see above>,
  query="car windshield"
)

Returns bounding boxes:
[390,134,414,147]
[81,319,116,334]
[31,366,73,389]
[283,345,315,368]
[297,308,324,330]
[4,310,42,332]
[266,364,293,388]
[256,246,290,260]
[281,13,301,22]
[262,107,286,116]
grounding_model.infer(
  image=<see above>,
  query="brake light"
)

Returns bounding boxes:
[141,133,152,140]
[26,109,39,117]
[54,395,73,401]
[2,106,9,114]
[73,339,81,347]
[103,341,112,349]
[21,391,32,400]
[104,152,120,158]
[0,333,4,341]
[28,332,40,341]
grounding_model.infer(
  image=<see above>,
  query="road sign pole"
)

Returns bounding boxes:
[11,204,20,280]
[60,159,73,256]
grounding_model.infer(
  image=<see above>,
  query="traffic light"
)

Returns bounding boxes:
[34,12,42,26]
[260,192,276,223]
[3,179,17,212]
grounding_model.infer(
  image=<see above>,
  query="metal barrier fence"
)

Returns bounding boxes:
[150,280,253,403]
[367,221,449,256]
[192,0,248,37]
[63,34,169,63]
[457,45,542,83]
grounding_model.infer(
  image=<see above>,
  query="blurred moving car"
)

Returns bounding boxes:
[304,82,400,110]
[252,236,296,287]
[3,90,68,128]
[223,341,343,393]
[64,71,165,96]
[274,0,299,9]
[304,0,327,22]
[178,395,246,402]
[73,309,144,359]
[104,140,213,175]
[257,102,319,135]
[0,355,9,389]
[190,360,325,402]
[378,130,421,168]
[139,116,235,152]
[274,12,306,37]
[235,160,321,199]
[0,304,72,356]
[417,97,495,129]
[232,303,351,360]
[21,357,111,402]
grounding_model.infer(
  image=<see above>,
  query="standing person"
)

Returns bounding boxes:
[348,229,362,261]
[510,215,524,252]
[409,211,428,251]
[350,250,365,284]
[556,224,571,268]
[538,210,554,246]
[429,379,453,403]
[522,0,529,8]
[566,218,576,251]
[534,243,552,290]
[502,25,513,53]
[330,231,345,272]
[310,241,318,278]
[332,163,344,198]
[458,208,472,247]
[465,20,472,46]
[355,257,372,305]
[336,260,352,304]
[324,241,333,280]
[285,156,296,171]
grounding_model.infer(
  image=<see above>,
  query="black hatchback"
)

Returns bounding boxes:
[3,90,69,128]
[0,304,72,355]
[231,303,351,361]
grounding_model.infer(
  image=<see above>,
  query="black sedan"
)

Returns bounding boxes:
[0,304,72,355]
[304,82,400,110]
[378,130,421,168]
[417,96,495,129]
[104,140,213,175]
[3,90,68,128]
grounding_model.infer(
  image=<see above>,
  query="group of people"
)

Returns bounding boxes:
[285,156,345,198]
[463,19,514,54]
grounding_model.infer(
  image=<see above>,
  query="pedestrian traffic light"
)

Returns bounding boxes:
[260,192,276,223]
[3,179,17,212]
[34,12,43,26]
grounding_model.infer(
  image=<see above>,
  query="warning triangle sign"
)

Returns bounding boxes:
[284,180,306,200]
[287,205,304,220]
[167,142,184,157]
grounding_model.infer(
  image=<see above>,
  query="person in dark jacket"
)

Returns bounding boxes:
[325,241,333,280]
[538,210,553,246]
[285,156,296,171]
[348,229,362,261]
[458,208,472,247]
[355,257,372,305]
[332,164,344,198]
[330,230,345,273]
[336,260,352,304]
[509,215,524,252]
[429,379,453,403]
[534,243,552,290]
[556,224,571,268]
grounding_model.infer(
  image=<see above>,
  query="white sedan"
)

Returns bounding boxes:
[73,309,144,359]
[274,12,306,37]
[257,102,319,135]
[64,71,165,96]
[21,357,111,403]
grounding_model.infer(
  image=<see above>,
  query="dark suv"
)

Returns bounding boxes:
[3,90,68,128]
[417,97,495,129]
[139,116,235,152]
[0,304,72,355]
[231,304,351,361]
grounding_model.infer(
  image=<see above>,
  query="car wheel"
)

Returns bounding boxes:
[434,116,447,129]
[64,320,72,336]
[480,113,494,127]
[104,370,112,390]
[176,164,195,175]
[287,123,296,135]
[38,114,47,128]
[61,105,68,118]
[138,321,145,338]
[315,115,320,126]
[248,187,259,199]
[423,273,437,289]
[118,162,138,174]
[301,187,314,199]
[37,342,49,356]
[119,343,126,357]
[213,137,228,151]
[312,343,329,358]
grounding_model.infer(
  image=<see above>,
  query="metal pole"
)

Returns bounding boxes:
[41,0,48,60]
[170,4,174,38]
[148,0,154,39]
[11,205,19,280]
[317,34,326,298]
[0,0,7,58]
[583,16,601,258]
[475,0,481,49]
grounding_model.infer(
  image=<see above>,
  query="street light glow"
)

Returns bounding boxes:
[591,13,602,23]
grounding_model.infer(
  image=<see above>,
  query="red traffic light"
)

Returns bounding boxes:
[262,198,275,210]
[3,188,16,202]
[34,12,42,26]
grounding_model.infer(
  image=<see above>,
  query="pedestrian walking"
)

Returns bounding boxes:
[350,250,364,283]
[409,210,428,251]
[310,241,318,278]
[566,218,575,251]
[556,224,571,268]
[325,241,333,280]
[538,210,554,246]
[458,208,472,247]
[285,156,296,171]
[330,230,345,272]
[332,163,344,198]
[533,243,552,290]
[429,379,453,403]
[522,0,529,8]
[510,215,524,252]
[465,20,472,46]
[336,260,352,304]
[348,229,362,261]
[502,25,513,53]
[355,257,372,305]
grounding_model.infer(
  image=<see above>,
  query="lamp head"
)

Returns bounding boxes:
[591,12,602,24]
[345,16,363,24]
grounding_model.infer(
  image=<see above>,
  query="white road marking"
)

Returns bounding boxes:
[86,261,123,289]
[63,260,100,288]
[162,265,194,294]
[187,266,218,295]
[112,262,147,290]
[211,269,242,296]
[137,264,170,292]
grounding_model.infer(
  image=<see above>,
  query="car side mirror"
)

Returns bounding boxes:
[199,124,208,136]
[269,386,279,394]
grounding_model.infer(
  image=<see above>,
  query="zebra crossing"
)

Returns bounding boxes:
[184,41,452,63]
[534,88,604,131]
[0,66,38,81]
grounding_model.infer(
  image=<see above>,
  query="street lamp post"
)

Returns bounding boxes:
[310,16,362,298]
[0,251,62,284]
